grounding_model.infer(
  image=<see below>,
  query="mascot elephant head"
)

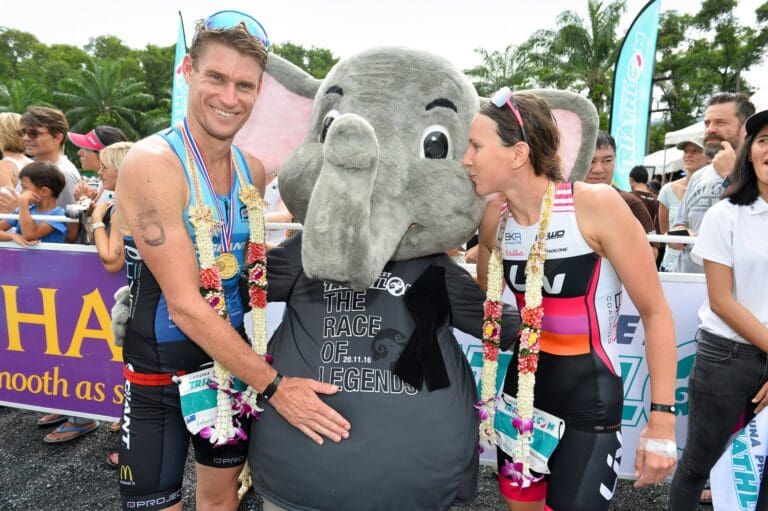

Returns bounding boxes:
[236,48,598,290]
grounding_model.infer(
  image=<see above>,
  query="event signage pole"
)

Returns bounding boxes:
[608,0,661,191]
[170,11,189,126]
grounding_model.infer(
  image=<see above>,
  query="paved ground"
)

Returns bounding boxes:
[0,406,712,510]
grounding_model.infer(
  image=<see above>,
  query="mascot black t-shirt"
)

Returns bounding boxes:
[249,235,515,511]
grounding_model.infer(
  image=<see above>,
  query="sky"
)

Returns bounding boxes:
[3,0,765,72]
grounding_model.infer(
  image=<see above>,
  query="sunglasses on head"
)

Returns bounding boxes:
[198,10,271,50]
[19,128,49,139]
[490,86,530,145]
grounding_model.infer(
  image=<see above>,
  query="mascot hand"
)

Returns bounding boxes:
[111,285,131,347]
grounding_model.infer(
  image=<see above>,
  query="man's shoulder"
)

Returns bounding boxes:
[617,188,643,206]
[688,165,717,188]
[123,134,180,169]
[55,155,79,176]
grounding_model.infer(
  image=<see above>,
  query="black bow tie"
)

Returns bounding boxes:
[393,265,451,392]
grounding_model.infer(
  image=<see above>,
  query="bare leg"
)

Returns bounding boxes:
[502,495,546,511]
[195,463,242,511]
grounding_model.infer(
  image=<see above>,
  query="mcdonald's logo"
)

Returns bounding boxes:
[120,465,134,482]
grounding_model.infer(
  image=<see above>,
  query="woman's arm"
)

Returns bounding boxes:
[91,202,125,272]
[577,184,676,487]
[0,160,17,189]
[704,260,768,352]
[657,202,669,235]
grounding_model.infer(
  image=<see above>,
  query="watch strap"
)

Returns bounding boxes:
[650,402,676,414]
[262,372,283,401]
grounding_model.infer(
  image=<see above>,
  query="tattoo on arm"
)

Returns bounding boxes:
[136,209,166,247]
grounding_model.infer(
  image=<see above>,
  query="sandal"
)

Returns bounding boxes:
[43,420,99,443]
[37,413,67,427]
[106,451,119,469]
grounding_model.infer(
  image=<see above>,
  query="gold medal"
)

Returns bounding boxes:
[214,252,239,279]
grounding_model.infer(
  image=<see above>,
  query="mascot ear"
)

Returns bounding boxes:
[523,89,598,183]
[233,54,322,177]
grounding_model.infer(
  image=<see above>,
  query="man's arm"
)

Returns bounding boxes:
[118,137,349,445]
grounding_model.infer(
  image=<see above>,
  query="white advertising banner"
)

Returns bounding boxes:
[710,410,767,511]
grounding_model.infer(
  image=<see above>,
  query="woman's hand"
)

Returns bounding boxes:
[634,414,677,488]
[753,381,768,414]
[90,201,112,223]
[74,181,98,202]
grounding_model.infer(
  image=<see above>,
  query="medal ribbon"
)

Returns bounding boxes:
[181,118,236,254]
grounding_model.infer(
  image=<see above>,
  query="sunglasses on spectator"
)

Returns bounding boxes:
[197,10,271,50]
[490,86,530,145]
[19,128,49,139]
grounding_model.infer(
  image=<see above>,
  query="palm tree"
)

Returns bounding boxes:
[0,79,52,112]
[54,58,153,139]
[518,0,626,120]
[464,45,530,97]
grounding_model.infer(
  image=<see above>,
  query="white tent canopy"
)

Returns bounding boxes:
[664,121,704,146]
[644,147,683,176]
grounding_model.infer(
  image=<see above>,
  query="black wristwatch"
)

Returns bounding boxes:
[261,372,283,401]
[650,402,676,414]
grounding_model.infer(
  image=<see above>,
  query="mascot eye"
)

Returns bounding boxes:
[420,125,451,160]
[320,109,341,143]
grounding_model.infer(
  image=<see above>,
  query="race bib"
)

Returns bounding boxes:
[176,367,246,435]
[494,393,565,474]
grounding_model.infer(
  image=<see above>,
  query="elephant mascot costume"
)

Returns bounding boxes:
[240,47,598,511]
[108,45,597,511]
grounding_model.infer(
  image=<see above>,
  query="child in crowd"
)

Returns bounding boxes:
[0,161,67,244]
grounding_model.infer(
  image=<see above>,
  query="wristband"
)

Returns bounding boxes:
[261,372,283,401]
[637,438,677,458]
[91,222,106,233]
[650,402,676,414]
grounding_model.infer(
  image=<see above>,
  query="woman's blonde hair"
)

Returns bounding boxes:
[99,141,134,172]
[0,112,25,153]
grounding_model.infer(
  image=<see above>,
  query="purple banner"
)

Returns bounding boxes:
[0,243,126,420]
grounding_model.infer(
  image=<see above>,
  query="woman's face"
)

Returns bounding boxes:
[78,147,101,171]
[98,162,118,191]
[462,114,516,196]
[751,124,768,197]
[681,143,709,174]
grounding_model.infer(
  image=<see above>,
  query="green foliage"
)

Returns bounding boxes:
[515,0,626,122]
[272,42,339,78]
[464,45,530,97]
[19,44,90,93]
[0,27,43,79]
[467,0,768,142]
[0,79,52,112]
[54,59,154,140]
[140,44,175,106]
[654,1,768,131]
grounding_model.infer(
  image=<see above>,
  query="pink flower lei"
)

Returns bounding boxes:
[477,180,555,486]
[182,125,269,446]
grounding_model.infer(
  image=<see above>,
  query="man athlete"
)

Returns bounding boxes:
[116,12,350,511]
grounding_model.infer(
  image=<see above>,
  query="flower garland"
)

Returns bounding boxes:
[181,122,268,445]
[477,180,555,485]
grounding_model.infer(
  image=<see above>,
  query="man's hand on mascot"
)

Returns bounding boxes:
[269,376,351,444]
